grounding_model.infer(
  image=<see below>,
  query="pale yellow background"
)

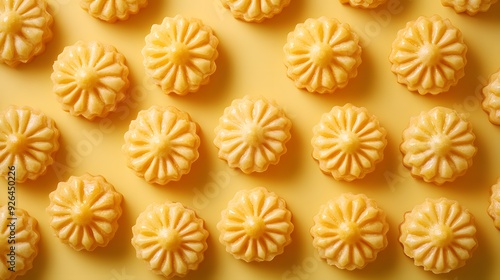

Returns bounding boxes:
[1,0,500,279]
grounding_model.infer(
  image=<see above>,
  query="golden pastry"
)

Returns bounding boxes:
[284,17,362,94]
[400,198,478,274]
[488,179,500,230]
[441,0,498,15]
[482,68,500,125]
[217,187,294,262]
[389,15,467,95]
[122,106,200,185]
[214,96,292,174]
[339,0,387,9]
[80,0,148,22]
[51,41,130,120]
[311,193,389,270]
[131,202,209,278]
[0,105,59,183]
[0,206,40,280]
[47,173,123,251]
[311,104,387,181]
[400,107,477,185]
[0,0,53,67]
[220,0,291,22]
[142,15,218,95]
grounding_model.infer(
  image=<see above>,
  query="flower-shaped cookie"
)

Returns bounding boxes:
[311,193,389,270]
[143,15,219,95]
[389,15,467,95]
[0,0,53,67]
[80,0,148,22]
[47,174,123,251]
[400,107,477,185]
[400,198,477,274]
[284,17,362,94]
[220,0,291,22]
[123,106,200,185]
[0,105,59,183]
[488,179,500,230]
[0,206,40,280]
[214,96,292,174]
[311,104,387,181]
[132,202,209,278]
[339,0,387,9]
[482,69,500,125]
[217,187,293,262]
[441,0,498,15]
[51,41,130,120]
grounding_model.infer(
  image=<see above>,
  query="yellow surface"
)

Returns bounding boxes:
[1,0,500,279]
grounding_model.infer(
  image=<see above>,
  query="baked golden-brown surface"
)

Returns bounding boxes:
[122,106,200,185]
[0,206,40,280]
[131,201,208,278]
[311,193,389,270]
[399,198,478,274]
[311,104,387,181]
[46,173,123,251]
[284,17,362,94]
[214,96,292,174]
[0,105,59,183]
[0,0,53,67]
[389,15,467,95]
[51,41,129,120]
[217,187,293,262]
[400,106,476,185]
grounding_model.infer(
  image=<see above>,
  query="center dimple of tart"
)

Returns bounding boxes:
[244,216,266,239]
[72,204,93,226]
[0,11,22,34]
[431,134,451,156]
[158,228,181,251]
[310,43,334,67]
[338,131,360,153]
[338,221,361,244]
[151,135,171,156]
[75,67,98,90]
[430,224,453,247]
[6,133,27,153]
[243,123,264,147]
[418,43,441,66]
[169,42,190,65]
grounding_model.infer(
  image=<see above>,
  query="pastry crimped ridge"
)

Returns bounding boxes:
[482,68,500,125]
[441,0,498,15]
[311,193,389,270]
[400,106,477,185]
[142,15,219,95]
[488,179,500,230]
[217,187,294,262]
[0,105,60,183]
[51,41,130,120]
[0,0,53,67]
[284,17,362,94]
[80,0,148,22]
[399,198,478,274]
[122,106,200,185]
[339,0,387,9]
[214,96,292,174]
[389,15,467,95]
[0,206,40,280]
[47,173,123,251]
[131,202,209,278]
[220,0,291,22]
[311,104,387,181]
